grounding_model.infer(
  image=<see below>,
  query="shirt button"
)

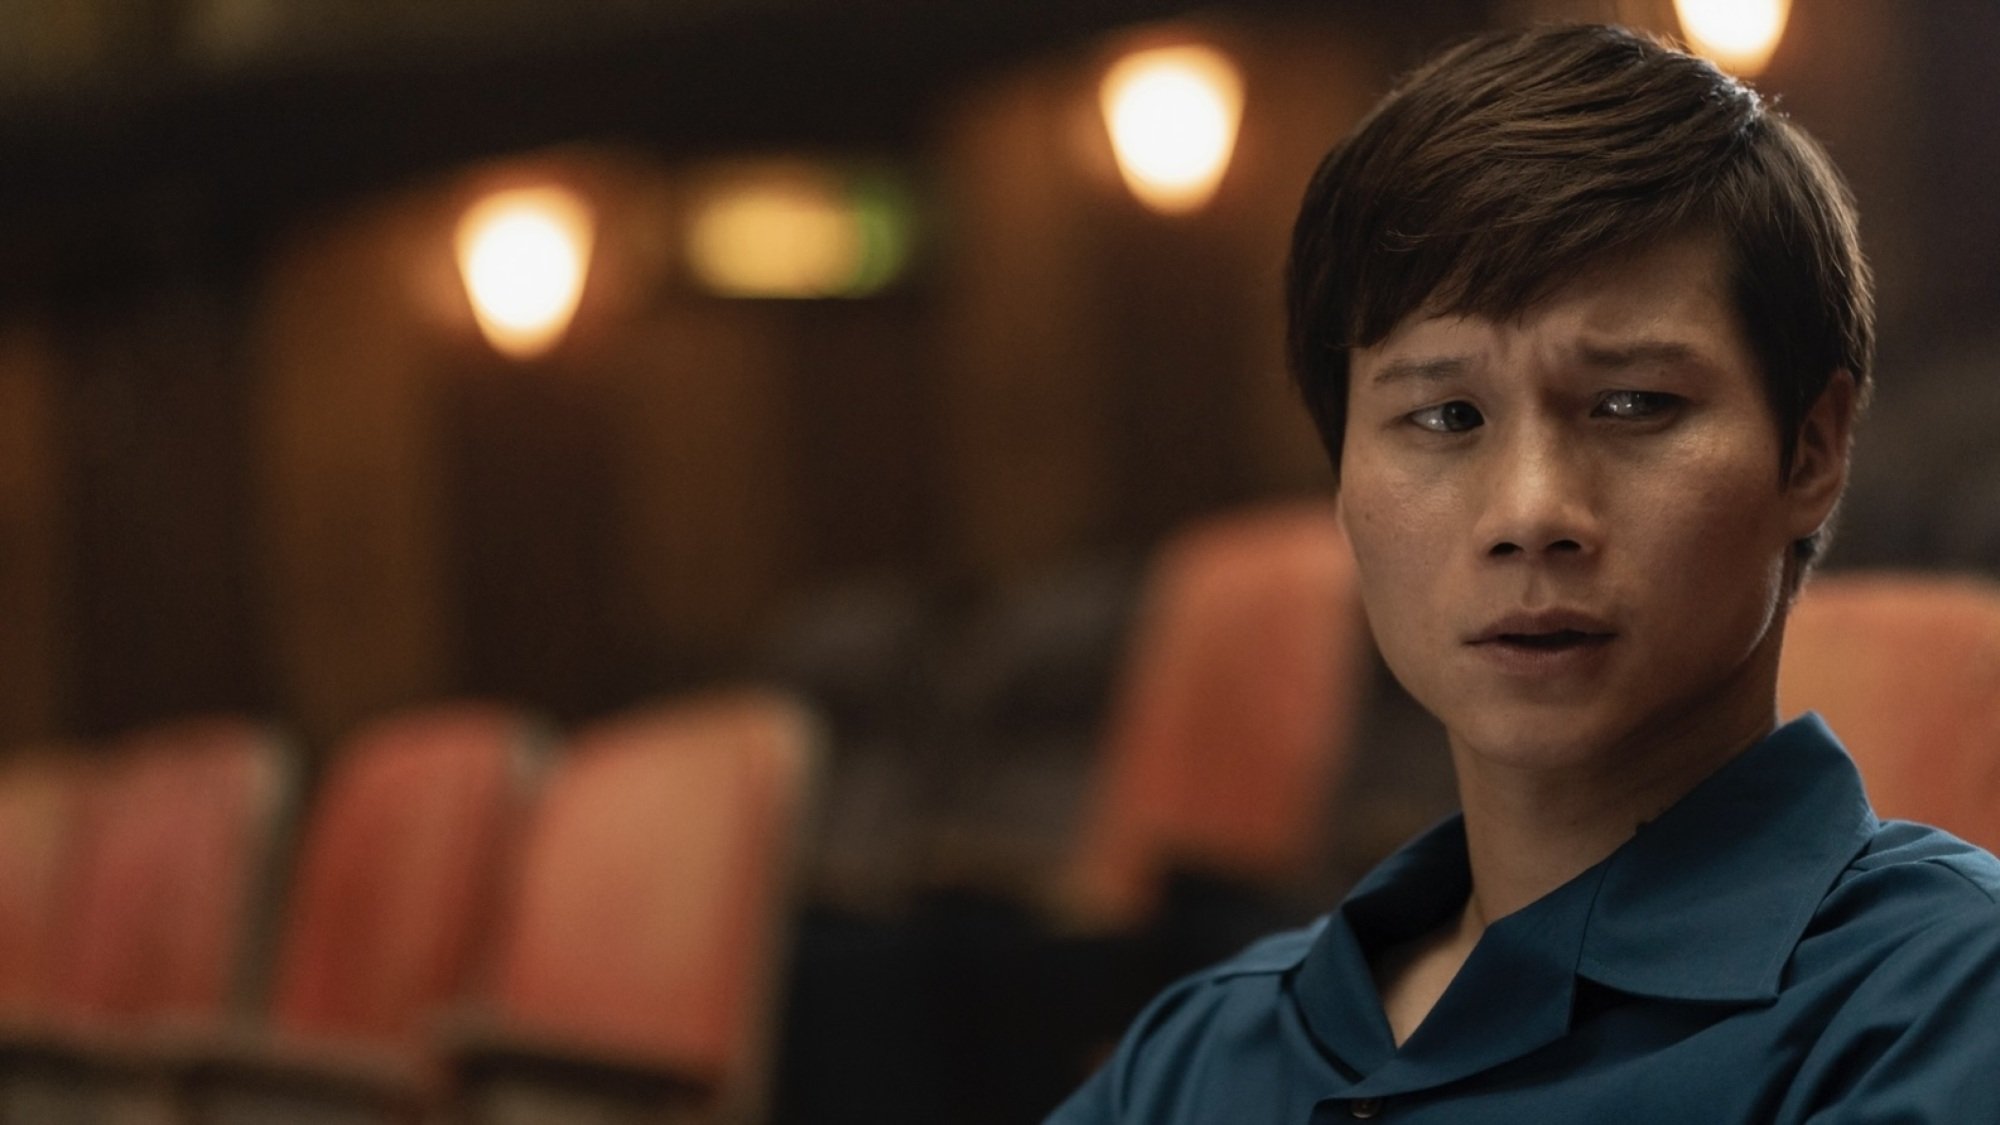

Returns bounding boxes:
[1350,1097,1383,1119]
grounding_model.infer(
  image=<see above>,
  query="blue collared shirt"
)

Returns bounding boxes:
[1047,714,2000,1123]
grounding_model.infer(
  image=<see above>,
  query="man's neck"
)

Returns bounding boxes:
[1374,698,1777,1048]
[1450,693,1779,929]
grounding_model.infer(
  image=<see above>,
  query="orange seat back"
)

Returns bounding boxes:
[489,691,820,1109]
[1067,502,1367,929]
[269,702,544,1045]
[0,747,83,1014]
[54,716,295,1027]
[1779,572,2000,851]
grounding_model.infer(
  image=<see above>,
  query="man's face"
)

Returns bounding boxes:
[1339,233,1847,774]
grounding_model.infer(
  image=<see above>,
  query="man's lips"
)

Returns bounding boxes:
[1467,611,1618,646]
[1467,612,1617,675]
[1483,630,1616,655]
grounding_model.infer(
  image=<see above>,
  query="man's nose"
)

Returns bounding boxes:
[1476,428,1601,561]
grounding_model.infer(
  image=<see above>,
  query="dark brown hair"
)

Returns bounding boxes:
[1285,24,1873,564]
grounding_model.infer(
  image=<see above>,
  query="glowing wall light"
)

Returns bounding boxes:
[1099,43,1244,215]
[1675,0,1791,76]
[456,186,595,360]
[686,161,913,299]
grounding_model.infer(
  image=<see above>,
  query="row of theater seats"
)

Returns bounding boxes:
[1080,502,2000,882]
[768,504,1375,1124]
[917,499,2000,935]
[782,503,2000,1124]
[0,690,822,1125]
[5,499,1996,1125]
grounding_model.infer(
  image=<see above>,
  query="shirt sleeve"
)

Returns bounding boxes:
[1795,904,2000,1122]
[1041,921,1328,1124]
[1040,967,1215,1125]
[1044,1057,1118,1125]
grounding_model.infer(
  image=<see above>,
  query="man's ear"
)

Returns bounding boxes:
[1785,369,1859,540]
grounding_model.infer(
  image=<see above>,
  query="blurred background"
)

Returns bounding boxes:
[0,0,1997,1122]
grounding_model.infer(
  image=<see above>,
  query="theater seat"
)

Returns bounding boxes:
[53,716,297,1029]
[1779,571,2000,852]
[448,690,822,1125]
[179,702,549,1125]
[0,715,298,1125]
[1062,502,1368,931]
[0,747,83,1018]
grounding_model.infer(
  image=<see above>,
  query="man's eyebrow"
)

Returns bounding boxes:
[1368,355,1470,388]
[1367,340,1713,388]
[1576,339,1708,369]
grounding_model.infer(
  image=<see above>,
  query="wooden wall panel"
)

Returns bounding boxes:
[784,300,942,580]
[934,58,1121,585]
[62,291,264,736]
[252,197,454,743]
[0,323,66,743]
[934,18,1369,582]
[443,359,624,718]
[607,301,800,665]
[1218,27,1381,496]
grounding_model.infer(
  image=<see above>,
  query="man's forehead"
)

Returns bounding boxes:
[1360,335,1727,392]
[1355,233,1745,383]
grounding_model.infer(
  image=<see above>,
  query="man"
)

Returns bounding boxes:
[1047,23,2000,1124]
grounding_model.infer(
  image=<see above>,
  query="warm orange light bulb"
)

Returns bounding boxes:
[1675,0,1791,76]
[456,186,595,360]
[1100,43,1244,215]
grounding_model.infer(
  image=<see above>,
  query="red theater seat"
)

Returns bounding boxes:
[1780,572,2000,852]
[449,690,822,1125]
[0,747,84,1018]
[1064,501,1368,930]
[180,702,548,1124]
[0,715,297,1123]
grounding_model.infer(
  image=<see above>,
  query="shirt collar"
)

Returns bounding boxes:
[1578,711,1877,1002]
[1289,712,1877,1093]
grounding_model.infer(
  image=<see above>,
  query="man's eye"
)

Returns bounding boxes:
[1596,390,1680,419]
[1409,401,1484,433]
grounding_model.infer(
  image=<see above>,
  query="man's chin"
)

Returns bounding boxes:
[1442,708,1633,776]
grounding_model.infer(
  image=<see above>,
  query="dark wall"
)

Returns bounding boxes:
[0,1,1994,746]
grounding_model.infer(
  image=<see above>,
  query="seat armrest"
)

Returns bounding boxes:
[437,1015,714,1119]
[173,1026,434,1123]
[0,1017,183,1076]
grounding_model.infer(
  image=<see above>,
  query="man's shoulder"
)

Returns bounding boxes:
[1840,818,2000,904]
[1125,917,1326,1032]
[1044,918,1331,1125]
[1202,916,1329,981]
[1808,818,2000,956]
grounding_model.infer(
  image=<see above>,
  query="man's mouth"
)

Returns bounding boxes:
[1471,609,1618,649]
[1492,629,1613,650]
